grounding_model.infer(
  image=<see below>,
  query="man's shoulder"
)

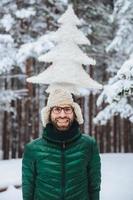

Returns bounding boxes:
[80,133,96,145]
[25,137,44,150]
[80,134,100,154]
[22,138,44,160]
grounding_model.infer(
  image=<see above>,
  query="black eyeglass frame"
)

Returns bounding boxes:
[51,106,74,114]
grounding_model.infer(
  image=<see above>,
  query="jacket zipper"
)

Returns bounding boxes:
[61,142,66,200]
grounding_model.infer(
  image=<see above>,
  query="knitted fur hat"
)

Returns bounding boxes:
[41,89,84,127]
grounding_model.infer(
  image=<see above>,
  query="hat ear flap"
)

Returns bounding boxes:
[41,107,50,127]
[72,102,84,125]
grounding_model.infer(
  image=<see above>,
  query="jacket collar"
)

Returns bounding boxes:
[42,120,81,144]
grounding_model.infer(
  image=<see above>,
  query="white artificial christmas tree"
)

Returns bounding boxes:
[27,4,102,94]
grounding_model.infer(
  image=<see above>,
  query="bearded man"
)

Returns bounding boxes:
[22,89,101,200]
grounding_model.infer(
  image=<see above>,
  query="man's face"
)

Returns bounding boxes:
[50,104,75,131]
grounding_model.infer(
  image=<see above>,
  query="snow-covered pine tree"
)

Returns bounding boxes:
[26,4,102,95]
[0,0,68,112]
[94,0,133,125]
[0,33,28,112]
[0,0,37,112]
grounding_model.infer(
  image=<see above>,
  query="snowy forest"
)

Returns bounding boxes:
[0,0,133,160]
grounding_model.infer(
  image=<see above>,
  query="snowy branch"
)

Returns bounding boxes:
[94,0,133,124]
[94,98,133,125]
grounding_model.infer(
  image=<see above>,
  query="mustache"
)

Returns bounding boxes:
[56,117,70,119]
[55,118,70,121]
[55,117,70,122]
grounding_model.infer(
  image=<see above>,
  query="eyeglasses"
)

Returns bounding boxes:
[51,106,73,114]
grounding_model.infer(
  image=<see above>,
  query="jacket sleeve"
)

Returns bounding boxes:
[87,138,101,200]
[22,143,36,200]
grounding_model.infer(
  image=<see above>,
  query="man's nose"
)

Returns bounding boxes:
[59,109,66,117]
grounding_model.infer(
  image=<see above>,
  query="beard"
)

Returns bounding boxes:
[50,117,74,131]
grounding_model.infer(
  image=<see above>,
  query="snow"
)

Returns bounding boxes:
[106,0,133,55]
[0,34,13,44]
[94,55,133,124]
[0,159,22,189]
[0,14,15,31]
[0,154,133,200]
[17,34,54,68]
[93,98,133,125]
[95,0,133,124]
[0,89,28,112]
[101,153,133,200]
[0,34,17,74]
[15,7,36,19]
[0,186,22,200]
[58,0,68,5]
[117,57,133,79]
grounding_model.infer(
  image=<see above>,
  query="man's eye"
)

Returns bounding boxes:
[65,107,71,111]
[64,107,72,112]
[55,107,61,112]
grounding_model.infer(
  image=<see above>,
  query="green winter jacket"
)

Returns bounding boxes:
[22,123,101,200]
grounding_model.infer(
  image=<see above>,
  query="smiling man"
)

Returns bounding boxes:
[22,89,101,200]
[50,105,74,131]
